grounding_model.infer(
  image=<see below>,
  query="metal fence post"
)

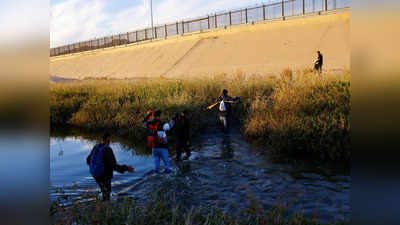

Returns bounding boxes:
[215,13,217,28]
[229,11,232,25]
[303,0,305,14]
[263,5,266,20]
[245,8,248,23]
[165,24,167,38]
[176,22,179,35]
[182,21,185,34]
[155,27,158,39]
[208,16,210,29]
[282,0,285,18]
[135,31,138,42]
[325,0,328,11]
[145,29,147,40]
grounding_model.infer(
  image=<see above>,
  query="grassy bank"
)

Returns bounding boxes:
[50,70,350,161]
[50,73,271,139]
[244,70,350,161]
[50,187,347,225]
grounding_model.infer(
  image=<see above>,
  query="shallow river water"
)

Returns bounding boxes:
[50,127,350,222]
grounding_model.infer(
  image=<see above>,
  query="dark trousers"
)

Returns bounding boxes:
[314,63,322,73]
[94,176,112,201]
[176,139,190,160]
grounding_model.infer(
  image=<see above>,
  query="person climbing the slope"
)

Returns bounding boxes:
[143,110,177,174]
[314,51,324,74]
[86,131,134,201]
[207,89,240,132]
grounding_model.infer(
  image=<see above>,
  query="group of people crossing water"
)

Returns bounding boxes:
[86,50,324,201]
[86,89,240,201]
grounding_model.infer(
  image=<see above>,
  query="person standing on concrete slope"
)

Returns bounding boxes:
[143,110,177,174]
[86,131,134,201]
[314,51,324,74]
[208,89,240,132]
[173,110,191,161]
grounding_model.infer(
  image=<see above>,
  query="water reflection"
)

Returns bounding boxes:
[220,134,234,159]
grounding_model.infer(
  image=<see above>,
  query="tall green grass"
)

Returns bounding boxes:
[50,70,350,161]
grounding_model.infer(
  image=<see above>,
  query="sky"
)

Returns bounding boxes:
[50,0,275,48]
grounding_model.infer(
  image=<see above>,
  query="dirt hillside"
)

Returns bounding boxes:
[50,11,350,79]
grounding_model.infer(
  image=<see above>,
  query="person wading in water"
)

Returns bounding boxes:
[207,89,240,132]
[173,110,191,161]
[143,110,177,174]
[87,131,134,201]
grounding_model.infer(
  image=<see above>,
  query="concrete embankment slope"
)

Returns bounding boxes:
[50,11,350,79]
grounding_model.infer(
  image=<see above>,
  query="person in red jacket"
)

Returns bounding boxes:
[143,110,177,174]
[86,131,134,201]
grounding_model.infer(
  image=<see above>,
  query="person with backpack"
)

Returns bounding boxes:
[314,51,324,74]
[143,110,177,174]
[208,89,240,132]
[173,110,191,161]
[86,131,134,201]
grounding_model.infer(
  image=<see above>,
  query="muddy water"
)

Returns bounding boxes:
[50,127,350,222]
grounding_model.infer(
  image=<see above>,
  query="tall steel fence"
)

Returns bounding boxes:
[50,0,350,57]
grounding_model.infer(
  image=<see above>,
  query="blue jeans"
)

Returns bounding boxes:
[152,148,170,173]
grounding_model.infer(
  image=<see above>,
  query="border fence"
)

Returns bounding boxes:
[50,0,350,57]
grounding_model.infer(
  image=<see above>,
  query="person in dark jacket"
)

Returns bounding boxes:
[174,110,191,161]
[213,89,240,132]
[86,131,134,201]
[314,51,324,73]
[143,110,176,174]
